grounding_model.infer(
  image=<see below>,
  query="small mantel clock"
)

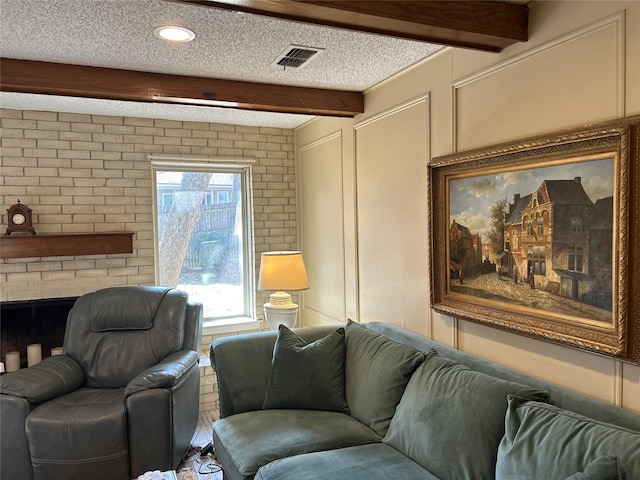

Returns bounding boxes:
[5,200,36,235]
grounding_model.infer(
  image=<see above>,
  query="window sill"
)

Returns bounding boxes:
[202,317,263,336]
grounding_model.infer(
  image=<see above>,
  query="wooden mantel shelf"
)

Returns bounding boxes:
[0,232,134,259]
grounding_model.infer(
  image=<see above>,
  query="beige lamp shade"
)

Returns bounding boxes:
[258,251,310,292]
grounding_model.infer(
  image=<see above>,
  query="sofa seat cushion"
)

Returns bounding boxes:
[25,387,129,480]
[213,409,381,480]
[496,396,639,479]
[383,355,550,480]
[255,443,440,480]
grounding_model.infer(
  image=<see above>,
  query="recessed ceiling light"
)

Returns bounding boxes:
[154,26,195,43]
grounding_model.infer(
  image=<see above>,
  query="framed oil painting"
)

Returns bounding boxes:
[429,116,640,363]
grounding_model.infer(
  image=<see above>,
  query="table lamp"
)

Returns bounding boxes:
[258,251,310,330]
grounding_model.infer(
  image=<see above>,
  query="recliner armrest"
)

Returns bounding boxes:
[124,350,198,397]
[0,354,85,405]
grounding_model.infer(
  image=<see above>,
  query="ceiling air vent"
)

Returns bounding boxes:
[273,45,324,70]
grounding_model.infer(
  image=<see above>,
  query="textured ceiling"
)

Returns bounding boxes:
[0,0,444,128]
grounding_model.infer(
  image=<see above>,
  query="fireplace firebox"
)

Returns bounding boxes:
[1,297,78,370]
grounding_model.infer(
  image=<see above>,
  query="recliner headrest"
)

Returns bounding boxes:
[90,286,171,332]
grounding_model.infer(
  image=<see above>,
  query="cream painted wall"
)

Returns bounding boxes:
[296,118,358,324]
[295,1,640,412]
[353,99,430,334]
[298,131,346,323]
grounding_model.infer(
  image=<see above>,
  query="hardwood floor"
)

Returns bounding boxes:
[176,411,223,480]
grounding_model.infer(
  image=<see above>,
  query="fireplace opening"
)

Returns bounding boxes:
[1,297,78,370]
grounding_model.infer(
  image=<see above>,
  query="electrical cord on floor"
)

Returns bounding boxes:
[179,444,221,479]
[195,454,221,476]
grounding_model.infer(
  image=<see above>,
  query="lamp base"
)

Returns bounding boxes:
[263,303,298,330]
[269,291,293,306]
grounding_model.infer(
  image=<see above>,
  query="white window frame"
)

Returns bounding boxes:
[151,160,256,328]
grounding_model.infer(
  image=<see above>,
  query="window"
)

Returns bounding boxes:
[533,245,546,275]
[526,217,534,236]
[528,246,546,275]
[537,214,544,235]
[217,191,230,203]
[153,162,254,321]
[568,243,583,272]
[576,246,583,272]
[161,192,174,207]
[571,216,582,233]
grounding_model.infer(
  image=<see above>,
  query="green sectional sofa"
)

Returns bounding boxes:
[210,321,639,480]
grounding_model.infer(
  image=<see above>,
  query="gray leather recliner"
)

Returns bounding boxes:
[0,286,204,480]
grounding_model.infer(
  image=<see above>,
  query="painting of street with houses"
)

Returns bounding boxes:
[448,155,615,323]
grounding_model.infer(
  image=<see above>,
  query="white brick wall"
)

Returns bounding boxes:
[1,108,298,415]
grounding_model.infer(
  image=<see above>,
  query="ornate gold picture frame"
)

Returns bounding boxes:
[429,116,640,363]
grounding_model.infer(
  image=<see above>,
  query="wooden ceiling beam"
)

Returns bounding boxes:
[0,58,364,117]
[176,0,528,52]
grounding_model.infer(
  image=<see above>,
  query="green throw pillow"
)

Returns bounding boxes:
[496,396,639,480]
[345,320,430,436]
[565,456,626,480]
[382,356,549,480]
[262,325,348,413]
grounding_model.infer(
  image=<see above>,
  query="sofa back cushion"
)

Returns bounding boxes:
[496,396,639,479]
[382,355,549,480]
[345,320,430,436]
[564,456,626,480]
[64,286,187,388]
[365,322,640,432]
[263,325,348,413]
